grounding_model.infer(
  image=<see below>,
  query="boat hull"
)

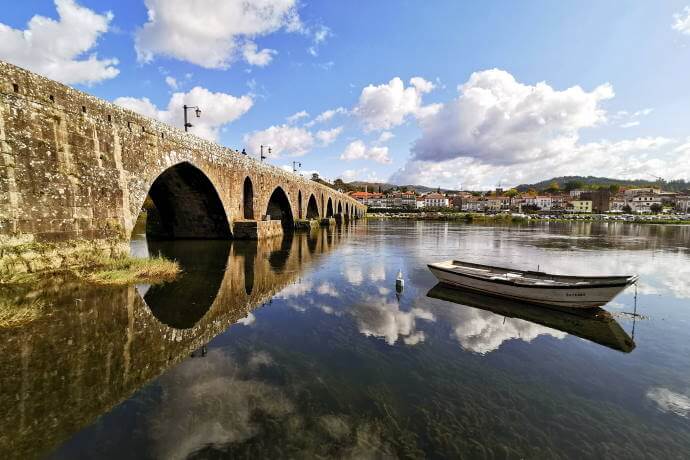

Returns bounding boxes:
[428,265,633,309]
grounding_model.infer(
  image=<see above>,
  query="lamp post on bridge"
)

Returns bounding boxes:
[260,144,271,162]
[293,161,302,174]
[183,105,202,132]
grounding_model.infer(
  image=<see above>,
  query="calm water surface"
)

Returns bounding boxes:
[2,221,690,459]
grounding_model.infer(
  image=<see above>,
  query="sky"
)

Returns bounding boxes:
[2,0,690,190]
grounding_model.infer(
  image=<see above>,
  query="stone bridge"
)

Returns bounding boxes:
[0,61,366,255]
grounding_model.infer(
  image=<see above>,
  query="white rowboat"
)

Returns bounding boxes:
[427,260,638,309]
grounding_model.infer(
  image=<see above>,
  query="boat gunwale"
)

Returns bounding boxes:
[428,263,638,290]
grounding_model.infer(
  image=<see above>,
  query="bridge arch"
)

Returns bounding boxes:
[298,190,303,219]
[144,161,231,239]
[326,197,334,217]
[266,186,294,228]
[306,194,319,219]
[243,176,254,219]
[337,201,343,215]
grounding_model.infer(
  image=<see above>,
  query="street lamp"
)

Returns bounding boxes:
[260,144,271,162]
[183,104,201,132]
[292,161,302,173]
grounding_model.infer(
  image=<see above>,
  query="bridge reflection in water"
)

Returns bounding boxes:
[0,224,354,460]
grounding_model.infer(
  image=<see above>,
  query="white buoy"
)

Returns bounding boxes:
[395,269,404,292]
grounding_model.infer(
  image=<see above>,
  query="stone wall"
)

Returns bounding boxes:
[0,60,366,257]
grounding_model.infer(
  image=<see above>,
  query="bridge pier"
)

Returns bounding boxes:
[294,219,320,231]
[320,217,336,227]
[334,213,346,224]
[232,220,283,240]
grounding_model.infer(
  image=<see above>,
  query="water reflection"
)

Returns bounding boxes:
[426,284,635,353]
[143,240,232,329]
[4,220,690,459]
[0,228,350,460]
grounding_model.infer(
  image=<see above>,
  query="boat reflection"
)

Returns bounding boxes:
[426,284,635,353]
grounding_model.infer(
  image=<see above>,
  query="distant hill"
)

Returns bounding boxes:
[331,176,689,195]
[515,176,690,193]
[347,181,453,194]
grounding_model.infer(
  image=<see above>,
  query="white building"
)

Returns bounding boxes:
[524,196,553,210]
[462,198,486,212]
[423,193,450,208]
[569,189,588,198]
[415,197,426,209]
[629,194,662,213]
[675,195,690,213]
[624,187,660,200]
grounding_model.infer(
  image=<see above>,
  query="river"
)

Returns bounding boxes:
[1,220,689,458]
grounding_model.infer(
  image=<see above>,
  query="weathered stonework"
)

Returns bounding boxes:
[232,219,283,240]
[0,61,366,259]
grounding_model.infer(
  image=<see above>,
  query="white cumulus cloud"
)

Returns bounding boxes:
[0,0,118,85]
[243,124,314,157]
[390,69,690,189]
[306,107,348,126]
[341,140,391,164]
[412,68,614,164]
[673,7,690,35]
[242,41,277,67]
[354,76,439,131]
[135,0,301,68]
[115,86,253,142]
[316,126,343,146]
[286,110,309,124]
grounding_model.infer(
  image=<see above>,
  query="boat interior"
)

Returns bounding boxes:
[432,260,638,287]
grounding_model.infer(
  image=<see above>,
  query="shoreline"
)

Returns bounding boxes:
[365,212,690,225]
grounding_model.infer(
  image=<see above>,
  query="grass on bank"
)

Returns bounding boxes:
[0,299,45,328]
[74,255,181,285]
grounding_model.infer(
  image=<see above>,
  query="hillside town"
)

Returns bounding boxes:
[347,185,690,215]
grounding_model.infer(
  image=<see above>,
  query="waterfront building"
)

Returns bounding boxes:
[629,194,662,213]
[524,195,553,210]
[424,193,450,208]
[624,187,661,200]
[567,200,593,213]
[581,189,611,213]
[610,197,626,212]
[676,195,690,212]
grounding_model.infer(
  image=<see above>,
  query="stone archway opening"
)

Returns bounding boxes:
[326,197,334,217]
[337,201,343,215]
[307,194,319,219]
[243,176,254,219]
[298,190,303,219]
[266,186,294,229]
[143,162,231,240]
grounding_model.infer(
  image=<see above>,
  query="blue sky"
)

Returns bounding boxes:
[2,0,690,189]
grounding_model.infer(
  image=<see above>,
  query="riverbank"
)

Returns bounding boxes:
[0,238,180,286]
[366,212,690,225]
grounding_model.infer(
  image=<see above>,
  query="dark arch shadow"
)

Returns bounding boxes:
[306,194,319,219]
[145,162,231,240]
[298,190,303,219]
[243,176,254,219]
[142,239,231,329]
[337,201,343,214]
[266,186,294,229]
[326,197,334,217]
